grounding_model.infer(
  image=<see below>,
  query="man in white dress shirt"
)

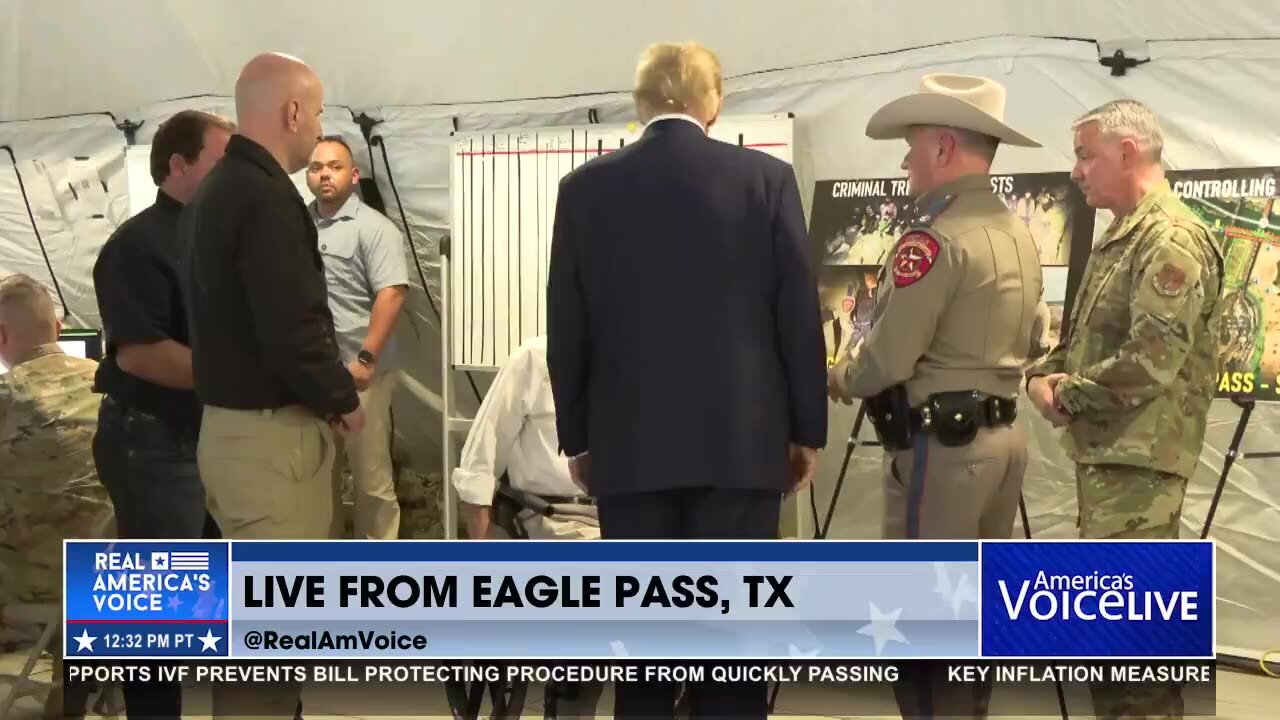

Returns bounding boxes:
[452,334,599,541]
[451,335,601,719]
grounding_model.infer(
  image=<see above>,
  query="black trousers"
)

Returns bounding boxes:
[596,487,781,720]
[93,396,221,720]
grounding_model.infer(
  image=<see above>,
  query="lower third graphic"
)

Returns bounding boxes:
[64,540,232,658]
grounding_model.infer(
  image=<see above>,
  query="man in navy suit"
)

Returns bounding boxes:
[546,41,827,720]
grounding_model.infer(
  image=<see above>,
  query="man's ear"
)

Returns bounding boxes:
[352,166,361,183]
[169,153,185,179]
[1118,136,1143,168]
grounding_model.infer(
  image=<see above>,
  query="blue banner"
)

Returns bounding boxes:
[980,541,1214,658]
[62,539,1213,660]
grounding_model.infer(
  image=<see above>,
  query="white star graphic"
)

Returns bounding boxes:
[199,629,221,652]
[948,573,978,619]
[933,562,953,598]
[167,595,183,611]
[74,629,97,652]
[857,602,908,656]
[933,563,978,619]
[788,642,820,658]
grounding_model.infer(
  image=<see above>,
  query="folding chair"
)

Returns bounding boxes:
[0,603,59,719]
[0,604,123,720]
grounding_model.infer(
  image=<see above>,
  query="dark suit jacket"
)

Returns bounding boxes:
[546,118,827,498]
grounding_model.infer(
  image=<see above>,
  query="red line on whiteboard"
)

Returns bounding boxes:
[456,142,788,157]
[68,619,229,624]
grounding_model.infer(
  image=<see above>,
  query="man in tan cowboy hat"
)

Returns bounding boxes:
[828,73,1044,719]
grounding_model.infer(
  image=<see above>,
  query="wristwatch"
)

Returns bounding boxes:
[357,349,376,366]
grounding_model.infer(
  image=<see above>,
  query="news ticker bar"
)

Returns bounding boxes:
[64,659,1216,688]
[62,660,1220,717]
[64,540,1214,661]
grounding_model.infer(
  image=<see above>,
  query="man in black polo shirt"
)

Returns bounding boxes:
[182,53,362,539]
[91,108,233,719]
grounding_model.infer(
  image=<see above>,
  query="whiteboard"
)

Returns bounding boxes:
[125,144,314,218]
[448,113,795,369]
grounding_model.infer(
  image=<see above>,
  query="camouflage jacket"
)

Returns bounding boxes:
[1028,180,1225,479]
[0,344,112,581]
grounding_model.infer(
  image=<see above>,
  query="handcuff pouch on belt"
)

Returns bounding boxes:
[924,390,1018,448]
[866,387,1017,451]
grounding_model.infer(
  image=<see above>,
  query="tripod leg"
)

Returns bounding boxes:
[818,402,868,539]
[1202,399,1253,539]
[1018,494,1070,720]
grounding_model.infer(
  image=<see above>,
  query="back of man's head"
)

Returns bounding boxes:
[233,52,325,174]
[0,274,59,368]
[151,110,236,203]
[633,42,723,127]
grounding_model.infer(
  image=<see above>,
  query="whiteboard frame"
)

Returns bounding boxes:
[440,113,800,540]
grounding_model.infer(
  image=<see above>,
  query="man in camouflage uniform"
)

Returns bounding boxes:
[0,273,112,717]
[829,73,1043,720]
[1026,100,1225,720]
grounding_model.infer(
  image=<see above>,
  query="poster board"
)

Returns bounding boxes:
[808,172,1092,373]
[1168,167,1280,401]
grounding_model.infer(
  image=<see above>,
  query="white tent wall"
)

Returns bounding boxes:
[0,113,127,328]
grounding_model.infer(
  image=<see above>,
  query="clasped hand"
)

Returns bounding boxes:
[1028,373,1071,427]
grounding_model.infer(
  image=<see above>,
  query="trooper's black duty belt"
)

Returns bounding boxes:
[866,387,1018,452]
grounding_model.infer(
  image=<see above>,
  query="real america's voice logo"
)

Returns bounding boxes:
[65,541,231,658]
[980,541,1214,659]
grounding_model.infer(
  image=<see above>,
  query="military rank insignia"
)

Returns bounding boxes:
[892,231,940,288]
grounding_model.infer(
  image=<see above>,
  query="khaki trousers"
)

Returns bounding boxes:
[330,370,401,539]
[882,423,1027,720]
[518,503,601,540]
[198,404,336,719]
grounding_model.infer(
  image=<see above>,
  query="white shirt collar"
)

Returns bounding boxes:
[646,113,706,133]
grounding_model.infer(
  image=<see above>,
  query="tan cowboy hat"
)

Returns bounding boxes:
[865,73,1041,148]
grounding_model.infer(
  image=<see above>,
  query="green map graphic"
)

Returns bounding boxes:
[1184,194,1280,400]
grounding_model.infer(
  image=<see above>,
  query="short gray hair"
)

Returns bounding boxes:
[951,127,999,163]
[1072,99,1164,162]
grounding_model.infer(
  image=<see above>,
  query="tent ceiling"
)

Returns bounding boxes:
[2,0,1278,123]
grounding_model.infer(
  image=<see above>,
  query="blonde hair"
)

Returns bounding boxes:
[633,42,723,123]
[0,273,57,339]
[1072,99,1164,163]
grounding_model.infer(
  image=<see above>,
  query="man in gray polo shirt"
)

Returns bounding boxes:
[306,135,409,540]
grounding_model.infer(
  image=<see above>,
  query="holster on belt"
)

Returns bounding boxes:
[921,391,1018,448]
[865,384,913,452]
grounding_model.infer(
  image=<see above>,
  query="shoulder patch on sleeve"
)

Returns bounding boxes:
[892,230,941,288]
[1152,262,1189,297]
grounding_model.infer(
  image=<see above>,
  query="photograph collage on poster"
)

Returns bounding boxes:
[1169,167,1280,401]
[808,173,1080,375]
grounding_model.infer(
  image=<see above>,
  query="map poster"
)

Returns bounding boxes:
[809,172,1082,269]
[1169,167,1280,401]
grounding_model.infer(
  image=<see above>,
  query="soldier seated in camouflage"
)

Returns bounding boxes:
[0,274,114,717]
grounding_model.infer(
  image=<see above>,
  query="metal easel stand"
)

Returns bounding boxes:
[439,237,499,540]
[1200,396,1269,539]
